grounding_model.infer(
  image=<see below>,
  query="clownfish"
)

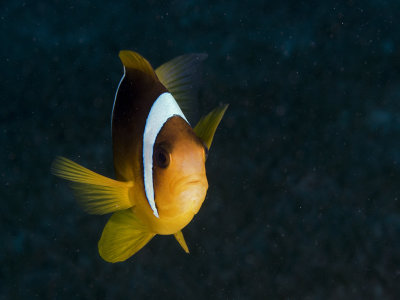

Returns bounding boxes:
[52,51,228,262]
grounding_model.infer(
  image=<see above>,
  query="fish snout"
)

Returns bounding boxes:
[172,175,208,214]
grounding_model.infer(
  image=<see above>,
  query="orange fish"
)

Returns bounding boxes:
[52,51,228,262]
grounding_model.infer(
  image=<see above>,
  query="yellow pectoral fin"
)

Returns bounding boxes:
[98,209,155,263]
[194,104,229,151]
[51,156,134,215]
[174,231,190,254]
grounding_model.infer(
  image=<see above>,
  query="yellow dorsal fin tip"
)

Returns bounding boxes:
[118,50,156,79]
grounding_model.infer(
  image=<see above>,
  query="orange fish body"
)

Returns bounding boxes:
[52,51,227,262]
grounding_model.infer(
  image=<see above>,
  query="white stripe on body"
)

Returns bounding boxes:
[143,92,188,217]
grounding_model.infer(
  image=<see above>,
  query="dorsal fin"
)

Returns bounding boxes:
[119,50,157,80]
[155,53,207,119]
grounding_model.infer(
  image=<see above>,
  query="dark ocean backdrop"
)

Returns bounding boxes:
[2,0,400,298]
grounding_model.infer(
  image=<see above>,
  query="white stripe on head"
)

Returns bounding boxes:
[143,92,188,218]
[111,66,126,134]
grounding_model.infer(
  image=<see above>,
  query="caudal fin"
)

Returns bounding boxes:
[98,209,155,262]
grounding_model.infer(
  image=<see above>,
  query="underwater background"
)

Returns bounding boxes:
[2,0,400,298]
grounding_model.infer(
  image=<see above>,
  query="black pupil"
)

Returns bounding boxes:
[155,147,169,168]
[158,151,166,164]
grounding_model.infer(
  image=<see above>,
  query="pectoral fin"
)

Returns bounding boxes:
[98,209,155,263]
[174,231,189,254]
[194,104,229,150]
[51,156,134,215]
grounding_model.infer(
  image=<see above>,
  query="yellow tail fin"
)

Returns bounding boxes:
[98,209,155,262]
[51,156,134,215]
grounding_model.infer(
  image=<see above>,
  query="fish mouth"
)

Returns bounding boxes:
[186,179,203,186]
[170,175,207,192]
[167,175,208,213]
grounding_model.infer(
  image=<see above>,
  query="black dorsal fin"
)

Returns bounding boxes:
[155,53,208,119]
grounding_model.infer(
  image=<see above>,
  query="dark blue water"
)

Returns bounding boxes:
[2,0,400,298]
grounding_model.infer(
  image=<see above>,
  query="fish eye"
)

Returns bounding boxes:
[154,146,170,168]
